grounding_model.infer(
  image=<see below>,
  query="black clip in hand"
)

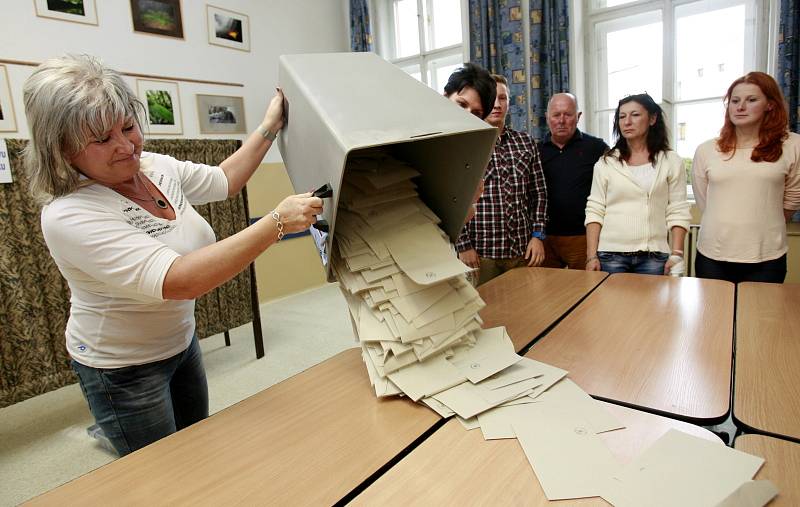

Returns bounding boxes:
[312,183,333,232]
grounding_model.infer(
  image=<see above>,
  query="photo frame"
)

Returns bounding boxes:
[34,0,98,25]
[130,0,183,39]
[0,66,18,133]
[137,79,182,135]
[196,94,247,135]
[206,4,250,52]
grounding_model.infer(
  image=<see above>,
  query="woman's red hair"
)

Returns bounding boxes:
[717,71,789,163]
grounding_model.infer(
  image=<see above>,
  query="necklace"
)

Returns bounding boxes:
[115,173,168,209]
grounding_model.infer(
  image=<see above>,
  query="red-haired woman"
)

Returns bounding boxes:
[692,72,800,283]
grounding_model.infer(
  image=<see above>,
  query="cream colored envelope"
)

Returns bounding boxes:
[413,288,475,328]
[420,396,455,418]
[513,407,621,501]
[386,353,466,401]
[601,429,765,507]
[714,480,778,507]
[458,416,480,431]
[432,376,542,419]
[389,283,452,323]
[448,327,521,383]
[361,349,402,397]
[392,309,456,343]
[534,378,624,434]
[361,263,401,283]
[384,222,471,285]
[479,357,564,391]
[391,272,430,297]
[357,301,395,342]
[383,347,421,374]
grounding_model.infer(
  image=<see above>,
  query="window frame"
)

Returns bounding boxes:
[583,0,777,155]
[374,0,470,91]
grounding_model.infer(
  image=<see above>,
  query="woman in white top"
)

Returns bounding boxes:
[585,93,691,275]
[692,72,800,284]
[23,55,323,456]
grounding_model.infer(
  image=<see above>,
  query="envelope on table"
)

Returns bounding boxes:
[421,396,455,418]
[533,378,624,434]
[432,376,541,419]
[448,327,521,383]
[384,222,471,285]
[513,406,621,501]
[413,289,474,328]
[386,353,466,401]
[479,356,565,391]
[600,429,765,507]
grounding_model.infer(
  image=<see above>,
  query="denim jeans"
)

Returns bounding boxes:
[597,251,668,275]
[71,335,208,457]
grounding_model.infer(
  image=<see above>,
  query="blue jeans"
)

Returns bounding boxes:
[71,335,208,456]
[598,251,668,275]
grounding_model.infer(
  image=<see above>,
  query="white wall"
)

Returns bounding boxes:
[0,0,349,162]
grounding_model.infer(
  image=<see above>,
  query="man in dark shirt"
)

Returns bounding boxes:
[539,93,608,269]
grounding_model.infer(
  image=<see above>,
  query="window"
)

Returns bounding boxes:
[586,0,772,179]
[375,0,468,92]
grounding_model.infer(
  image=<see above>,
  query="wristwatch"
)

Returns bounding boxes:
[531,231,546,241]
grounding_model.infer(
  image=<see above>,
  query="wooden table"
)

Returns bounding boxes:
[734,282,800,441]
[735,434,800,506]
[526,273,734,423]
[478,267,608,352]
[25,348,440,506]
[351,401,719,505]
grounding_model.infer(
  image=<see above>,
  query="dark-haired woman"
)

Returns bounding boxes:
[692,72,800,284]
[585,93,691,275]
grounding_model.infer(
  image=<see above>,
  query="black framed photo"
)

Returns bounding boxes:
[130,0,184,39]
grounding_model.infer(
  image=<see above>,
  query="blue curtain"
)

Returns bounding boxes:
[529,0,570,140]
[469,0,569,139]
[778,0,799,132]
[469,0,528,132]
[350,0,374,52]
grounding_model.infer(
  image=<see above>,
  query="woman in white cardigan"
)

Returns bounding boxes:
[585,93,691,275]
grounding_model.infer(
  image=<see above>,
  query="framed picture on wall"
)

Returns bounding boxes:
[206,5,250,52]
[33,0,98,25]
[137,79,182,135]
[196,94,247,134]
[130,0,183,39]
[0,66,18,133]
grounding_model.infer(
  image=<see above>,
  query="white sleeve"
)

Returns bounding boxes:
[42,200,180,301]
[149,153,229,205]
[585,159,608,226]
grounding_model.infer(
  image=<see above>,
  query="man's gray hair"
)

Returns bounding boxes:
[23,54,145,202]
[547,92,579,113]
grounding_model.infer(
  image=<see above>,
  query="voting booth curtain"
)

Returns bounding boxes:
[778,0,800,132]
[0,139,252,408]
[468,0,570,140]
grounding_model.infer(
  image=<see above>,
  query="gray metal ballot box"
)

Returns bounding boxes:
[277,52,497,281]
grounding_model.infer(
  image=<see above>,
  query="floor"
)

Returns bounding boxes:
[0,283,356,507]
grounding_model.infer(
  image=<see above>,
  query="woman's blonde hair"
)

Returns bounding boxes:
[23,54,145,202]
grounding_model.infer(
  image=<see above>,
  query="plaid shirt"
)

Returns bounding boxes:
[457,127,548,259]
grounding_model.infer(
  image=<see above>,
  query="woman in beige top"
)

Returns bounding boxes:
[692,72,800,283]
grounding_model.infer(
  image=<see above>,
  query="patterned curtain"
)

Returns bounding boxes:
[529,0,570,140]
[469,0,569,140]
[0,139,72,408]
[0,139,252,407]
[469,0,528,132]
[350,0,374,52]
[778,0,800,132]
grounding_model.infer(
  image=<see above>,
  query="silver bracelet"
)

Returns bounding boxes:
[269,210,284,241]
[256,125,277,141]
[585,255,598,264]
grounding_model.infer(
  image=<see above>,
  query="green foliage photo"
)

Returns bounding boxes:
[146,90,175,125]
[46,0,85,15]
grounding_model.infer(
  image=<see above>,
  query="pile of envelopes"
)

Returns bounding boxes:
[330,154,777,506]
